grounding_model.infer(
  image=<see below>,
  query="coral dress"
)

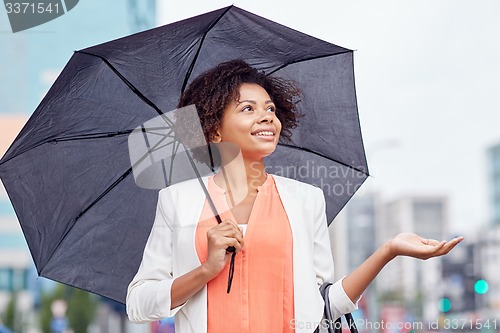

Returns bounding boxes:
[195,174,295,333]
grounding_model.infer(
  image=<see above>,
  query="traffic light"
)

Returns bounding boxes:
[474,279,489,295]
[438,297,452,313]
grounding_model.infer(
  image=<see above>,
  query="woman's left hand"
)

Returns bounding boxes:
[341,233,464,303]
[386,233,464,260]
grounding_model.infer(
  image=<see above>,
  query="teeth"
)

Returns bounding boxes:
[253,131,273,136]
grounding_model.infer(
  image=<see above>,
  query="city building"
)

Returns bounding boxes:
[1,1,156,332]
[482,142,500,316]
[330,192,380,328]
[475,225,500,316]
[330,193,379,275]
[377,196,449,323]
[488,143,500,226]
[0,115,33,328]
[441,241,476,314]
[441,225,500,321]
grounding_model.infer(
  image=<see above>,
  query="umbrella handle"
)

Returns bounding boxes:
[187,156,237,292]
[227,251,236,293]
[225,246,236,293]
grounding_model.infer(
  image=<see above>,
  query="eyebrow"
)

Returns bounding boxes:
[236,99,274,106]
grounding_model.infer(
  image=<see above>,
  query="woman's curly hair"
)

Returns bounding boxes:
[175,59,302,166]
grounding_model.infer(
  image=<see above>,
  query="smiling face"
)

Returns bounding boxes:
[213,83,282,162]
[178,60,302,168]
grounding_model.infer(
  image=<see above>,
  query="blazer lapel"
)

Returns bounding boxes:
[274,176,325,333]
[173,176,210,333]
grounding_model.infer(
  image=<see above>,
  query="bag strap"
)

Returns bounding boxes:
[315,282,359,333]
[344,313,358,333]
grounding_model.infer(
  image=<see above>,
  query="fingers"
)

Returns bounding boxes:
[207,219,244,252]
[219,219,245,248]
[426,236,464,258]
[203,219,247,276]
[423,238,444,246]
[208,233,243,253]
[440,236,464,254]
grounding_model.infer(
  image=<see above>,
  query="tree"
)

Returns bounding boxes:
[39,284,98,333]
[39,284,65,333]
[66,288,97,333]
[3,292,17,331]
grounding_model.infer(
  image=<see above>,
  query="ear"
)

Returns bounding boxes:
[211,131,222,143]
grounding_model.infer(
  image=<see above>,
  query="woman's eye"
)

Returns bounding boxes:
[240,105,275,112]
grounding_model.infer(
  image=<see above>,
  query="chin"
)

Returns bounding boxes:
[242,150,274,162]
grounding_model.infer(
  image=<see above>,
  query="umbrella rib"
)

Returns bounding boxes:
[48,130,134,142]
[77,50,168,119]
[40,134,171,274]
[266,50,353,76]
[47,127,175,142]
[74,51,181,159]
[78,133,168,216]
[0,131,135,167]
[0,128,175,167]
[277,143,369,176]
[180,5,233,94]
[147,140,176,153]
[168,138,181,184]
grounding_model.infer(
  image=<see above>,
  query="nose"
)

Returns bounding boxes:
[257,108,273,123]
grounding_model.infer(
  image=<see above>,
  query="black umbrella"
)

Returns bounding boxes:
[0,5,368,304]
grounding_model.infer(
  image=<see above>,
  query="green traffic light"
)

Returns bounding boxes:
[438,297,452,313]
[474,279,489,294]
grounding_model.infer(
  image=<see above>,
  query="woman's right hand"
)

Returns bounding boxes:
[202,219,244,278]
[169,219,244,310]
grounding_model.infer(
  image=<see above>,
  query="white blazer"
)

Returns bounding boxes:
[127,175,357,333]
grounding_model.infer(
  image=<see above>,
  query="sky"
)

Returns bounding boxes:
[1,0,499,236]
[156,0,500,234]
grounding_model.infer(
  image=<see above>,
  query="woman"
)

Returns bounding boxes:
[126,60,463,333]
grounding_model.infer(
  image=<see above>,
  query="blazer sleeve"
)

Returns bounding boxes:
[126,187,186,322]
[311,187,358,319]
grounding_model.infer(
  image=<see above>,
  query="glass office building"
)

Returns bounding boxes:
[0,0,156,322]
[488,143,500,226]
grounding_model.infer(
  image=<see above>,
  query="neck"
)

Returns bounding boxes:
[214,152,267,206]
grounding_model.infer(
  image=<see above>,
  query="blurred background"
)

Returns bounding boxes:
[1,0,499,332]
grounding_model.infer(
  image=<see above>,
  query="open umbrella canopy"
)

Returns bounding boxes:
[0,5,368,303]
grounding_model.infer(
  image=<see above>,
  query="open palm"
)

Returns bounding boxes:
[388,233,464,260]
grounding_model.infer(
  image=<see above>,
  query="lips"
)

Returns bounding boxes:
[251,128,275,136]
[252,131,274,137]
